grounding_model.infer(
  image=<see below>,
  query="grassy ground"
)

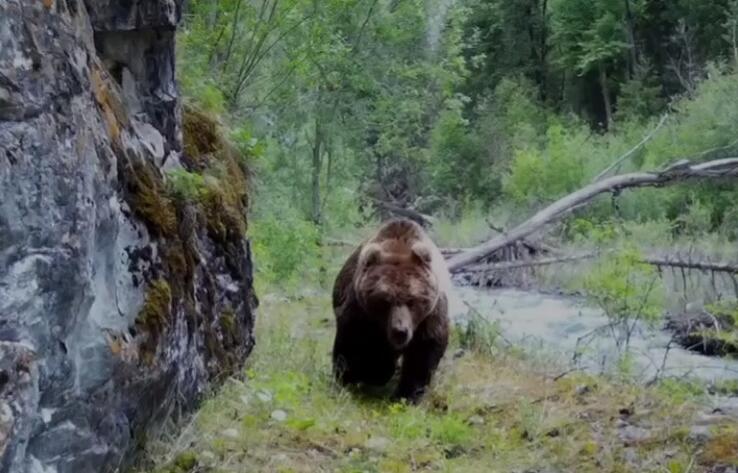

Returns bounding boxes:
[140,290,737,473]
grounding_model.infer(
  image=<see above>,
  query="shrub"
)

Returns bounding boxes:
[250,213,321,289]
[582,245,665,350]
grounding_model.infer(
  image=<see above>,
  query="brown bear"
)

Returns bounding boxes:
[331,218,452,403]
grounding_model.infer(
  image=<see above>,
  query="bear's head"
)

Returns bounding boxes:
[353,240,440,350]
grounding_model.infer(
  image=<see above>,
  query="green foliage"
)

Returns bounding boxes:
[141,291,721,473]
[250,213,321,289]
[178,0,738,232]
[166,169,207,202]
[582,245,665,349]
[615,64,666,121]
[706,299,738,327]
[503,123,588,204]
[153,451,199,473]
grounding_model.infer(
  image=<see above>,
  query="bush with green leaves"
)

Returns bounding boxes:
[503,123,589,205]
[582,245,665,350]
[250,213,321,290]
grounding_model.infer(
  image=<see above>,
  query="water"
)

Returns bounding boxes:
[454,287,738,383]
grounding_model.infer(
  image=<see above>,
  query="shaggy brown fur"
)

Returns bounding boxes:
[332,218,451,403]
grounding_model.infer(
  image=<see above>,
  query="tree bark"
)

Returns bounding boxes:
[446,157,738,272]
[624,0,638,78]
[599,65,614,129]
[311,118,323,226]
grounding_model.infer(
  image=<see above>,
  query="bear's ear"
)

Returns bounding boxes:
[359,243,382,268]
[411,243,432,266]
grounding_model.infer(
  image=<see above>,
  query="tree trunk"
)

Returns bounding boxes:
[624,0,638,78]
[311,118,323,226]
[221,0,244,73]
[446,157,738,272]
[538,0,548,101]
[599,65,614,129]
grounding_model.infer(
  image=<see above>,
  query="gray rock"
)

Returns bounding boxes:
[0,1,256,472]
[617,423,653,445]
[688,425,712,443]
[364,436,390,452]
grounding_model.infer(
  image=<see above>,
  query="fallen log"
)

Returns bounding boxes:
[446,157,738,272]
[456,251,738,275]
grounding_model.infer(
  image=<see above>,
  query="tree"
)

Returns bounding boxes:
[551,0,630,129]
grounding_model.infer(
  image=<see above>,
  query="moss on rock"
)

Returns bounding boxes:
[121,103,253,373]
[136,279,172,363]
[181,103,250,241]
[154,451,199,473]
[123,160,178,238]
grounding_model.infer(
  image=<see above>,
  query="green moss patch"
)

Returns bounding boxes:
[123,160,178,238]
[177,104,250,245]
[119,104,252,371]
[136,279,172,363]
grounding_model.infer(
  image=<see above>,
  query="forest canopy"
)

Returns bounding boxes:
[177,0,738,284]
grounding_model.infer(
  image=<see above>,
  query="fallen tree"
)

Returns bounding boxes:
[447,157,738,272]
[456,251,738,275]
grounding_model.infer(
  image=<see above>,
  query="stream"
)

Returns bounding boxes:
[455,287,738,385]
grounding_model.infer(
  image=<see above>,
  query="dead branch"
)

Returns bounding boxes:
[645,256,738,274]
[446,157,738,272]
[454,250,738,275]
[459,253,598,271]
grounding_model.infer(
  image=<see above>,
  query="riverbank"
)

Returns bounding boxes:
[457,287,738,386]
[140,290,738,473]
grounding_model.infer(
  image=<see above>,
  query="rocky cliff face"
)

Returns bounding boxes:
[0,2,257,472]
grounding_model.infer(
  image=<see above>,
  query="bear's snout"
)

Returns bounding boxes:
[388,306,413,349]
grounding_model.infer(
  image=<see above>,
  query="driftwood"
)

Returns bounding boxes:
[456,251,738,275]
[447,157,738,272]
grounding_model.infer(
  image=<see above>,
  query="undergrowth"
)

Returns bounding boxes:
[139,289,734,473]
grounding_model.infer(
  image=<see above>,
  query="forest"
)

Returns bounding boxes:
[151,0,738,471]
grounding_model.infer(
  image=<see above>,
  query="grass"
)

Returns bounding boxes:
[139,288,736,473]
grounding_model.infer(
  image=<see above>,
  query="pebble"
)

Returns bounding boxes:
[364,436,390,452]
[257,391,273,403]
[222,428,239,439]
[468,415,485,425]
[271,409,287,422]
[688,425,712,443]
[617,424,652,445]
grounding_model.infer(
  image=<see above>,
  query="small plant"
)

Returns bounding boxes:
[167,169,207,202]
[583,245,665,351]
[455,314,502,357]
